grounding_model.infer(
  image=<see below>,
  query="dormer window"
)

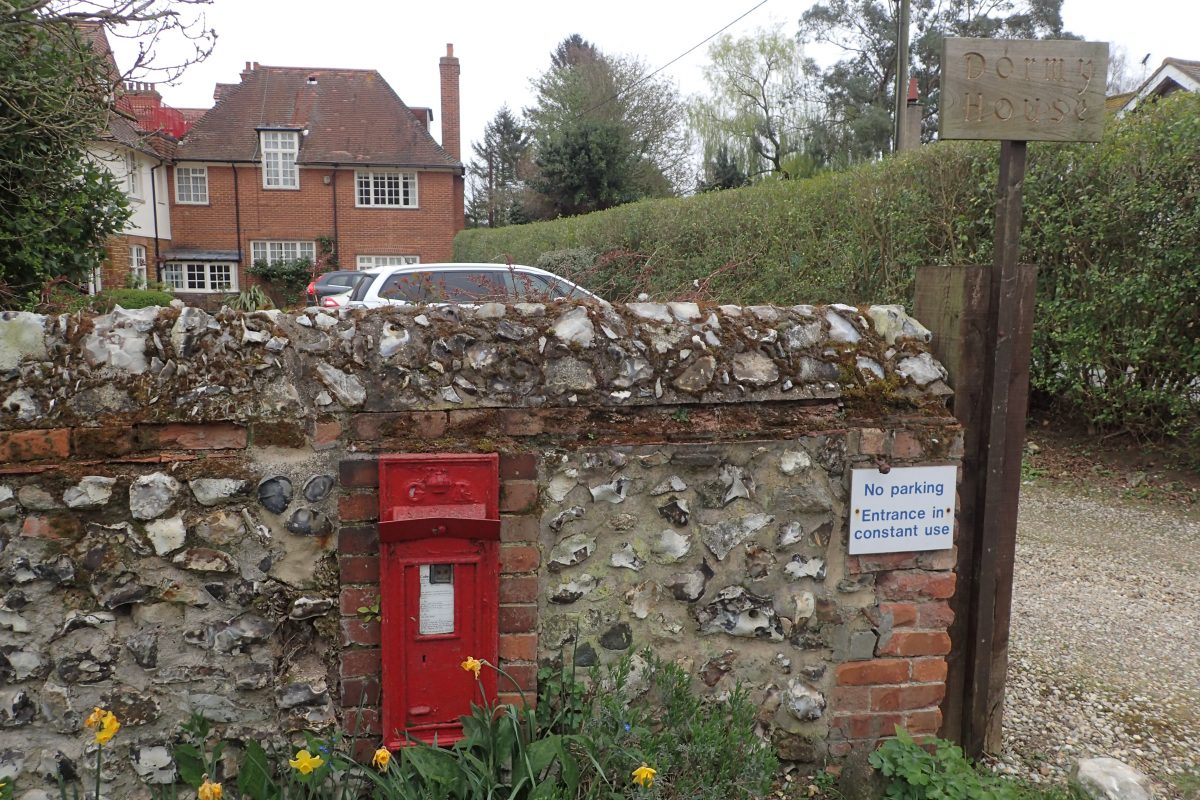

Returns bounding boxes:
[261,130,299,189]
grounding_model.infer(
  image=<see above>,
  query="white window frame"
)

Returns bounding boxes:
[261,131,299,189]
[129,245,148,288]
[162,261,237,293]
[126,151,142,199]
[355,170,418,208]
[356,255,420,269]
[175,165,209,204]
[251,240,316,266]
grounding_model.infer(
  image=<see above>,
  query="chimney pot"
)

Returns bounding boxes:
[446,43,454,57]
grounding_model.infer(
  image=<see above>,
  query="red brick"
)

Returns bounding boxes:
[340,648,381,678]
[911,658,948,683]
[905,708,943,735]
[828,742,853,758]
[312,419,341,450]
[876,570,957,601]
[878,602,918,627]
[340,587,378,616]
[499,453,537,480]
[877,632,952,657]
[344,707,381,736]
[339,458,379,489]
[916,601,955,629]
[338,493,379,522]
[496,662,537,693]
[338,525,379,555]
[500,575,538,603]
[499,605,537,634]
[497,692,536,709]
[890,431,924,459]
[350,738,378,763]
[849,553,921,574]
[500,481,538,513]
[499,633,537,661]
[835,659,909,687]
[350,412,448,441]
[72,426,133,458]
[341,618,381,646]
[831,686,871,712]
[20,514,80,540]
[831,712,903,740]
[500,410,543,436]
[411,411,450,438]
[917,548,958,571]
[149,423,247,450]
[500,515,539,543]
[857,428,886,456]
[339,555,379,584]
[870,683,946,712]
[340,676,381,707]
[0,429,70,462]
[500,545,540,574]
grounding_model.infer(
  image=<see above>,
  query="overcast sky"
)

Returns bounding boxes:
[110,0,1199,159]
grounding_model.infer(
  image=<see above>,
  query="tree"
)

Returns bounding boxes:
[525,34,691,216]
[798,0,1074,164]
[696,145,749,193]
[531,121,635,217]
[0,0,214,303]
[466,106,532,228]
[691,25,820,181]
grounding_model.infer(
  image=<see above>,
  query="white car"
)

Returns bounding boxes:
[343,263,602,308]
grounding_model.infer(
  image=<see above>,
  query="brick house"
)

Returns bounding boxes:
[163,47,465,301]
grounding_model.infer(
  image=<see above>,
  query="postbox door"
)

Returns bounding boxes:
[381,536,498,748]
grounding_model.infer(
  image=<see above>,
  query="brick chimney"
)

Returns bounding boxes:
[439,43,461,161]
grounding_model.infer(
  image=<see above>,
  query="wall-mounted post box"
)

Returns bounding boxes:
[377,454,500,747]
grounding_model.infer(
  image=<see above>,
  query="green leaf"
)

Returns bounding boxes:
[237,740,277,800]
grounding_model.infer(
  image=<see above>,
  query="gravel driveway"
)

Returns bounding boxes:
[994,482,1200,797]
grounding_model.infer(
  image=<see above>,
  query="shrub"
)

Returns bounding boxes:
[456,93,1200,451]
[248,257,314,308]
[90,287,174,311]
[869,727,1016,800]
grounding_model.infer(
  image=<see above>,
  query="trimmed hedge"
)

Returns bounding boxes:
[455,93,1200,448]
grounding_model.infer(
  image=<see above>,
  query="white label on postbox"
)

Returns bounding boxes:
[849,466,957,554]
[419,564,455,635]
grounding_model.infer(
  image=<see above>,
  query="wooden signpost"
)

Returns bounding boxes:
[916,38,1108,757]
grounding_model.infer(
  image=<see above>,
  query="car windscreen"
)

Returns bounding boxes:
[375,272,431,303]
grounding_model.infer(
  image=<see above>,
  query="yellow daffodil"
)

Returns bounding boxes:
[87,709,120,745]
[198,777,224,800]
[372,747,392,771]
[84,707,106,728]
[461,656,482,679]
[288,749,324,775]
[632,763,657,788]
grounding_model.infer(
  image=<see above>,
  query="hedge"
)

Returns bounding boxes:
[455,93,1200,449]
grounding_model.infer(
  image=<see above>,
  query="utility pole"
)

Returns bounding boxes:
[893,0,911,152]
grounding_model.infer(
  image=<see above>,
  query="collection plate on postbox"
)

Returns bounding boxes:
[377,454,500,748]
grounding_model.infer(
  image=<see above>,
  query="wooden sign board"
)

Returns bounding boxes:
[940,38,1109,142]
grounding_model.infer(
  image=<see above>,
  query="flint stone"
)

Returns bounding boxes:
[17,486,60,511]
[105,686,161,725]
[173,548,238,573]
[1071,758,1152,800]
[497,320,535,340]
[783,322,823,351]
[278,681,328,709]
[258,476,293,514]
[574,642,598,667]
[549,506,585,532]
[650,476,687,496]
[673,355,716,394]
[235,662,273,690]
[624,581,659,619]
[145,516,186,556]
[701,513,773,560]
[170,306,212,358]
[609,543,645,571]
[784,680,827,722]
[796,357,840,383]
[896,352,948,387]
[125,632,158,668]
[290,596,334,620]
[549,574,600,604]
[657,497,690,527]
[187,693,245,723]
[132,746,175,784]
[552,307,595,348]
[95,572,148,609]
[1,689,36,727]
[599,622,633,650]
[379,322,412,359]
[189,478,249,506]
[695,586,783,640]
[628,303,673,323]
[0,311,48,370]
[544,357,597,393]
[83,307,157,372]
[666,562,713,602]
[867,305,933,345]
[194,510,245,546]
[780,450,812,476]
[213,615,274,653]
[732,351,779,386]
[546,471,579,503]
[589,477,629,504]
[286,508,332,536]
[129,473,181,520]
[3,649,46,682]
[650,529,691,563]
[315,362,366,407]
[548,534,596,571]
[613,356,653,388]
[63,477,116,509]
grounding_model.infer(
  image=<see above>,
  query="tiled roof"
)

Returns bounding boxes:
[1164,58,1200,84]
[177,66,461,170]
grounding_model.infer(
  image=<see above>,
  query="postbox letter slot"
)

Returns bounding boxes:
[408,705,432,716]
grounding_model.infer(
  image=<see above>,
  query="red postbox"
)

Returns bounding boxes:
[377,454,500,747]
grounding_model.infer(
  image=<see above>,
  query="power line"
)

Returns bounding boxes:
[570,0,771,122]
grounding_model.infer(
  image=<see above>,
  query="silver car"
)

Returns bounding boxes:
[343,263,601,308]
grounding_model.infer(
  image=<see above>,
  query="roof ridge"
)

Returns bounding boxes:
[252,65,384,75]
